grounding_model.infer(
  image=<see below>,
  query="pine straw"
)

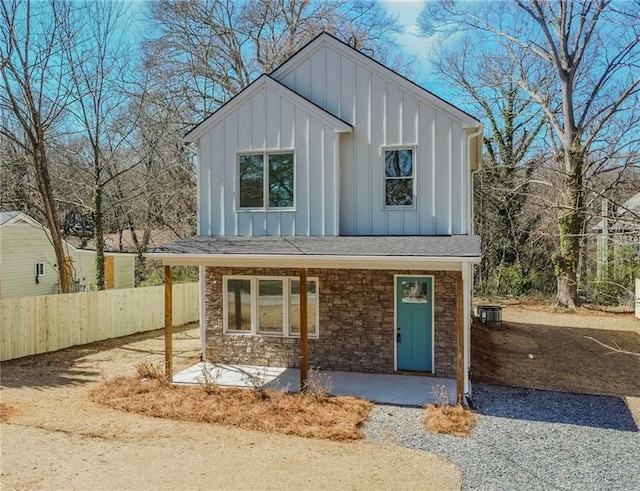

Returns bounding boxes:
[90,376,373,441]
[424,403,477,437]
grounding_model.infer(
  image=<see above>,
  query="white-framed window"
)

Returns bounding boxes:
[383,146,415,207]
[238,151,295,209]
[35,262,45,276]
[223,276,318,337]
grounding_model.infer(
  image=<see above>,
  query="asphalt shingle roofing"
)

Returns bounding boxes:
[150,235,481,258]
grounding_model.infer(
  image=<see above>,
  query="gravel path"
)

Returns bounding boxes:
[364,384,640,491]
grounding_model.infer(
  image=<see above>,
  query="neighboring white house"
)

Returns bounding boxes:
[148,33,483,398]
[0,211,135,299]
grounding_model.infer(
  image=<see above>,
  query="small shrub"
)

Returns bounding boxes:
[424,403,476,437]
[303,367,333,401]
[197,363,222,395]
[424,384,476,437]
[135,360,168,382]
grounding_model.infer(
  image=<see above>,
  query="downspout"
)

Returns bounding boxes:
[465,125,483,405]
[191,141,207,363]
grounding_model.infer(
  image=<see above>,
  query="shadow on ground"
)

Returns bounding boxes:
[472,320,640,397]
[473,383,638,432]
[0,324,199,390]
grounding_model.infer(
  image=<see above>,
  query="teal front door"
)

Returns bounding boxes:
[396,276,433,372]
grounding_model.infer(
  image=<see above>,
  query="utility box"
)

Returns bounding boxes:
[477,305,502,326]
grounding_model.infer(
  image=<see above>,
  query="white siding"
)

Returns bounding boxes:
[272,42,473,236]
[0,222,134,299]
[196,82,343,236]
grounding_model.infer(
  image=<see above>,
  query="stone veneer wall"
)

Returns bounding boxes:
[204,267,460,377]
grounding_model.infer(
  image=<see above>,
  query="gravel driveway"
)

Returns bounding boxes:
[364,383,640,491]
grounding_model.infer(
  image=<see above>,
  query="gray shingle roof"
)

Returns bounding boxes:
[150,235,480,258]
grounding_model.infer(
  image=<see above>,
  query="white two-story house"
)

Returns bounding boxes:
[149,33,483,400]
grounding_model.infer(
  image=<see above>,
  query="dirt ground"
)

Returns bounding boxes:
[1,325,460,491]
[472,303,640,422]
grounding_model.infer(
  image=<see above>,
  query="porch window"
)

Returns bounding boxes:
[226,279,252,332]
[223,276,318,337]
[383,147,414,207]
[238,152,294,209]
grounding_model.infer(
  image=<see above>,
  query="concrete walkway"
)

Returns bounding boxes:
[173,362,456,406]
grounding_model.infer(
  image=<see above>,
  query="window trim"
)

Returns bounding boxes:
[382,145,417,210]
[222,275,319,338]
[237,150,296,211]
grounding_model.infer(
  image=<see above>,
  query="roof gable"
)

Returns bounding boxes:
[0,211,41,228]
[184,74,351,143]
[270,32,481,129]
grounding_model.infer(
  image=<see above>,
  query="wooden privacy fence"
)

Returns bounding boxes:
[636,278,639,319]
[0,283,199,361]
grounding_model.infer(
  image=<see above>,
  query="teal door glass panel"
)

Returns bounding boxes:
[396,277,433,371]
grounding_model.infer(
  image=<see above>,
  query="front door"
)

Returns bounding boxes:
[396,276,433,372]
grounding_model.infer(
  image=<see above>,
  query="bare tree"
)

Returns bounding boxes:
[421,0,640,308]
[0,0,76,293]
[63,0,144,290]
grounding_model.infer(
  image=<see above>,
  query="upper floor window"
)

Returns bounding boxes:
[383,147,414,207]
[238,152,294,209]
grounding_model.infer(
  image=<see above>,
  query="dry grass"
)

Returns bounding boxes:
[0,402,18,423]
[90,376,372,441]
[424,403,477,437]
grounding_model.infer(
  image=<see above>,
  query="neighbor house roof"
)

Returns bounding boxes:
[0,211,41,228]
[146,235,480,269]
[593,192,640,232]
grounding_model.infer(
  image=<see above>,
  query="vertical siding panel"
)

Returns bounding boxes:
[355,64,371,235]
[251,90,266,149]
[280,98,295,149]
[386,82,401,145]
[451,122,464,234]
[237,100,252,149]
[324,130,337,235]
[252,213,267,236]
[403,92,419,235]
[295,59,312,99]
[295,106,310,234]
[371,74,386,235]
[266,89,280,149]
[211,126,225,235]
[196,139,207,234]
[403,92,418,144]
[311,47,326,109]
[418,101,435,235]
[224,111,238,235]
[309,118,324,235]
[237,213,252,235]
[266,213,280,236]
[434,111,452,234]
[387,210,403,234]
[325,48,341,117]
[281,97,296,235]
[339,56,356,234]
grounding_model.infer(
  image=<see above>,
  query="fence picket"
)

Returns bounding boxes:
[0,283,199,361]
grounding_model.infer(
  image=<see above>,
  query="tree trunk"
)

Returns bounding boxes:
[33,140,73,294]
[555,148,584,308]
[94,183,105,290]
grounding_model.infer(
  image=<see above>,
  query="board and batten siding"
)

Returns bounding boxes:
[273,41,472,236]
[196,77,346,236]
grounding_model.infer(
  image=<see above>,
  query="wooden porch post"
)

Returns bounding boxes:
[456,270,464,405]
[164,265,173,378]
[299,268,308,391]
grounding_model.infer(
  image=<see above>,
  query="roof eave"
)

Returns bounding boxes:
[144,252,481,270]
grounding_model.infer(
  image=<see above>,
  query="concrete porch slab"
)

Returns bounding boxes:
[173,362,457,406]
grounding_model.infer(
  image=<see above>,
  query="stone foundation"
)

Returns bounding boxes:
[204,267,459,377]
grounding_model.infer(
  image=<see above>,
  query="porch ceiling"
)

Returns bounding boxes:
[145,235,481,270]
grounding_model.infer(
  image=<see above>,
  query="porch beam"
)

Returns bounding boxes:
[164,265,173,378]
[299,267,308,391]
[456,271,464,405]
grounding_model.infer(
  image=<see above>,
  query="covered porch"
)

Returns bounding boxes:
[146,235,480,405]
[173,362,458,406]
